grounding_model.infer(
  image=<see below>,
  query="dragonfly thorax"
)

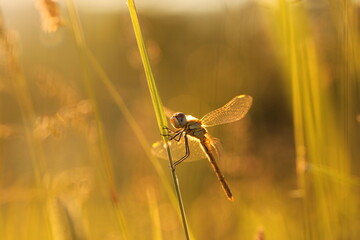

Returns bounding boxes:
[170,112,187,128]
[186,119,207,139]
[171,112,207,139]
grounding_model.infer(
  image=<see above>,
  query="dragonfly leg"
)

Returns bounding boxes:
[173,134,190,167]
[165,127,182,134]
[164,129,183,141]
[160,127,171,137]
[161,127,182,139]
[162,126,177,133]
[170,130,183,142]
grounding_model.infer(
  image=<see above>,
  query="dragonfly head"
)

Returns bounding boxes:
[170,112,187,128]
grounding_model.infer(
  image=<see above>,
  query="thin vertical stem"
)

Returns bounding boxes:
[126,0,190,239]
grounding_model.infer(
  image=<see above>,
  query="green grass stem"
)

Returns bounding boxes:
[85,49,180,207]
[127,0,191,239]
[66,10,194,240]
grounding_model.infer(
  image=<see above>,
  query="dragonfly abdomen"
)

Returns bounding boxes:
[200,137,234,201]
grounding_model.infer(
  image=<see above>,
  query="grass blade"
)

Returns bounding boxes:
[127,0,191,239]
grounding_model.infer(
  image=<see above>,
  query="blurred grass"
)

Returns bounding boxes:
[65,0,129,238]
[278,0,360,239]
[0,11,54,239]
[1,0,359,239]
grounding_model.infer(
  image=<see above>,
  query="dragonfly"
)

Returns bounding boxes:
[152,94,253,201]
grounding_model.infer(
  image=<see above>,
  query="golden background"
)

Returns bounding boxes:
[0,0,359,239]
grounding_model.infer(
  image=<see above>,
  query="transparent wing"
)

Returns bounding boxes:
[163,106,175,119]
[201,95,252,127]
[209,136,223,161]
[151,135,223,162]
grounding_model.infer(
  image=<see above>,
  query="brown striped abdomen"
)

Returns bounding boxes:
[200,137,234,201]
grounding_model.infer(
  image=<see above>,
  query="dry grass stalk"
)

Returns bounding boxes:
[36,0,63,33]
[34,67,79,105]
[33,99,93,140]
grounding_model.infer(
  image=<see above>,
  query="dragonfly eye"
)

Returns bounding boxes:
[170,112,187,128]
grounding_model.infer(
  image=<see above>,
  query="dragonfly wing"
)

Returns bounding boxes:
[201,95,252,127]
[208,136,223,161]
[151,136,207,162]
